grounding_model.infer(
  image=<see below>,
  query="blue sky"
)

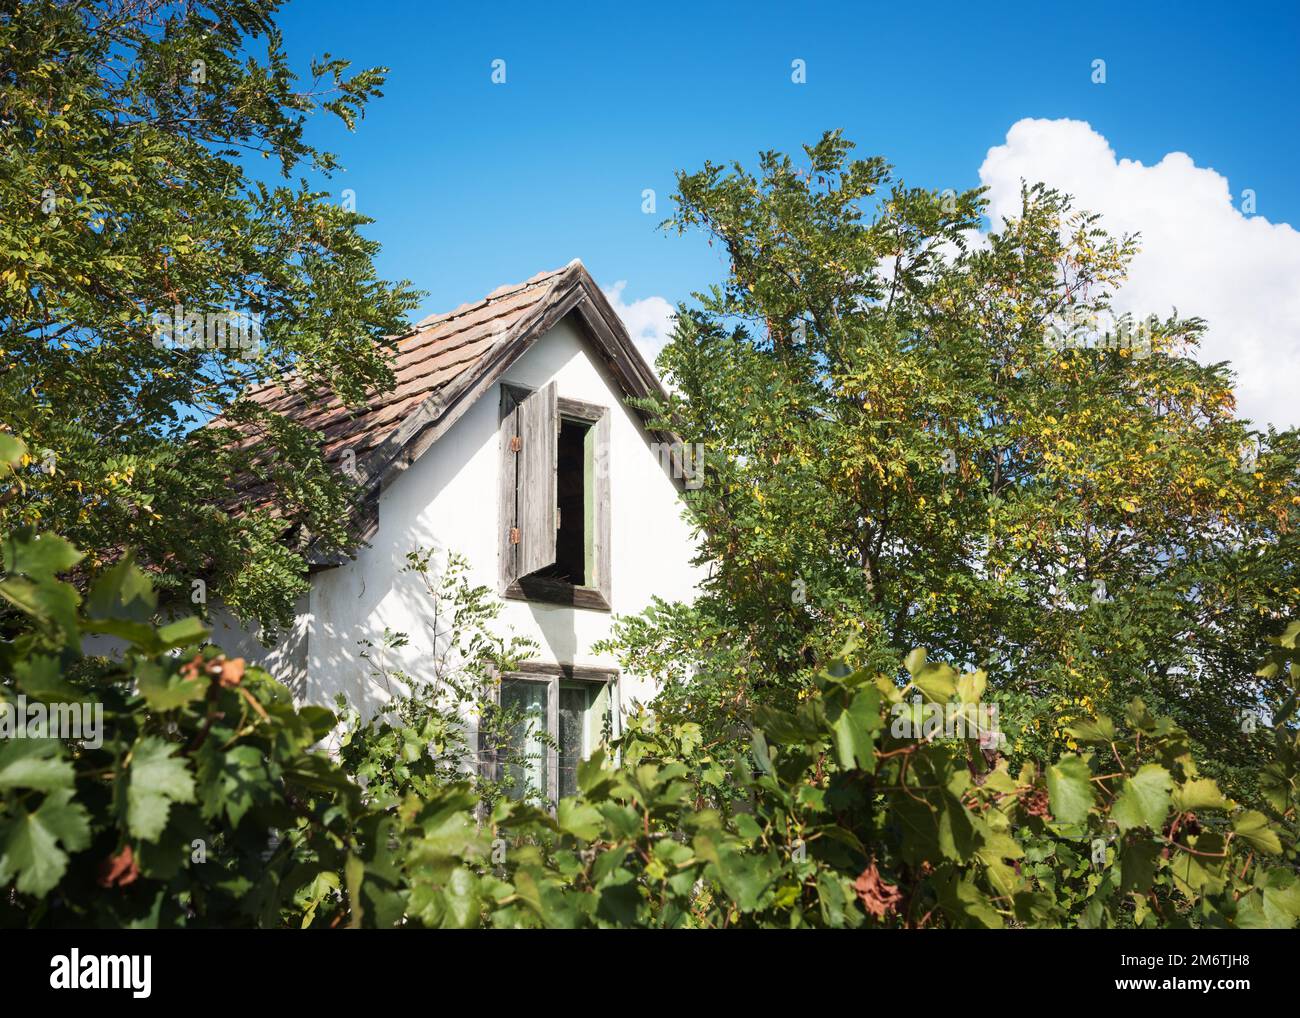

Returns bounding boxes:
[274,0,1300,425]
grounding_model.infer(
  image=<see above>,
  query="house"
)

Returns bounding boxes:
[209,260,704,800]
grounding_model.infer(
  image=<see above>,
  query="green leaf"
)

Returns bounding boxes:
[1046,754,1094,825]
[80,616,160,652]
[956,669,987,705]
[155,616,210,649]
[85,552,157,624]
[441,866,482,928]
[135,660,208,711]
[577,748,615,798]
[0,738,74,792]
[936,792,978,862]
[556,799,603,841]
[298,870,340,929]
[2,529,83,581]
[704,842,774,913]
[1233,891,1271,928]
[674,721,703,755]
[0,788,91,896]
[912,663,957,702]
[1169,833,1226,899]
[1173,777,1228,812]
[10,654,84,702]
[1260,870,1300,927]
[598,802,640,840]
[1233,810,1282,856]
[1119,837,1161,896]
[0,433,27,468]
[934,870,1004,928]
[0,575,81,636]
[1111,764,1173,834]
[125,736,196,842]
[750,728,773,775]
[1064,716,1115,743]
[196,743,267,827]
[831,687,879,772]
[345,853,366,929]
[1259,761,1295,814]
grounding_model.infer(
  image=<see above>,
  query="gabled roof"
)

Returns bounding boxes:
[229,259,672,562]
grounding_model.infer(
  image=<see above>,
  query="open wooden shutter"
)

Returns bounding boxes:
[501,382,557,586]
[590,410,611,599]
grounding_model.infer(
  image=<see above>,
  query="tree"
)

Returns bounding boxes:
[0,0,421,632]
[616,131,1300,792]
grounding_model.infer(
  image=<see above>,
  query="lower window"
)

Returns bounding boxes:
[493,670,614,802]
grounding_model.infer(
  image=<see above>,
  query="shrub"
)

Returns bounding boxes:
[1,523,1296,927]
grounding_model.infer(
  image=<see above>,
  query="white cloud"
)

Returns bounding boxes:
[602,280,675,369]
[978,118,1300,430]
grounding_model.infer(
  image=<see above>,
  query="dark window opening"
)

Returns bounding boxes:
[500,384,611,610]
[529,417,587,585]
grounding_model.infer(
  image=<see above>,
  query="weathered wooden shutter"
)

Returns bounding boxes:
[590,410,611,599]
[501,382,557,586]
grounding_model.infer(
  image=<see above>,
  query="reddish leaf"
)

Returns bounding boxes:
[853,860,902,920]
[97,845,140,888]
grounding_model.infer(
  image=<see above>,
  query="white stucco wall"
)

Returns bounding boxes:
[217,315,702,728]
[209,593,311,699]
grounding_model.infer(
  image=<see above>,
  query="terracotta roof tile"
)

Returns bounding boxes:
[224,262,574,497]
[217,259,673,543]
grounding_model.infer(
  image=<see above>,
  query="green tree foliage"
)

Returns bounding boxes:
[336,548,539,809]
[0,0,421,630]
[1,513,1296,928]
[621,131,1300,794]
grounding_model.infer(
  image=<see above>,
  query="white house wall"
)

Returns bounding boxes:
[209,593,311,697]
[220,315,702,728]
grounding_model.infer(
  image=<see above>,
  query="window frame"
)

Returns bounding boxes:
[487,662,619,804]
[499,383,612,611]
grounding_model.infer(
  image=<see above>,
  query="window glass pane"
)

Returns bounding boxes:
[501,680,548,800]
[558,685,594,799]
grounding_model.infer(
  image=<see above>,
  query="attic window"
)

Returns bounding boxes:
[499,383,611,610]
[533,418,588,584]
